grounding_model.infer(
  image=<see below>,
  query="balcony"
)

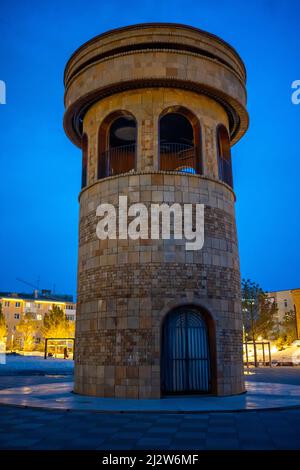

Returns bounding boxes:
[159,143,199,174]
[97,142,201,179]
[98,144,136,179]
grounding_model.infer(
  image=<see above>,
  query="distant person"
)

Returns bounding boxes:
[63,347,69,360]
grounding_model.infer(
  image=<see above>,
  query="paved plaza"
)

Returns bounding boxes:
[1,380,300,412]
[0,360,300,450]
[0,402,300,450]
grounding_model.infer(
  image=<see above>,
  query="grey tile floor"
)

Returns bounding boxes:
[0,405,300,450]
[0,368,300,450]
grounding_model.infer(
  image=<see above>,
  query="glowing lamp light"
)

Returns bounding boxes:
[175,166,196,174]
[114,127,136,141]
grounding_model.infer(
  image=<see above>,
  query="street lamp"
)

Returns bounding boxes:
[248,299,258,367]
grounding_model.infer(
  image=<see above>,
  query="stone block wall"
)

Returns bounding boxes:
[74,172,244,398]
[82,88,228,185]
[64,24,249,399]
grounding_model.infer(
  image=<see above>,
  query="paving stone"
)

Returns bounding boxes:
[1,370,300,450]
[206,438,240,450]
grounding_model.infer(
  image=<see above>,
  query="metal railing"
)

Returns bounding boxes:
[218,157,233,188]
[98,144,136,178]
[98,142,200,179]
[159,143,199,174]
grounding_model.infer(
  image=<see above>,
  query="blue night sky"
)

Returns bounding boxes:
[0,0,299,297]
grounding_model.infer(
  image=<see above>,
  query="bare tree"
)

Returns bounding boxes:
[242,279,277,366]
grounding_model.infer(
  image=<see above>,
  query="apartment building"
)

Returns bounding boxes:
[267,288,299,338]
[0,289,76,346]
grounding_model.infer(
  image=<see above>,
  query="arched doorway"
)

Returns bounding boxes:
[159,107,202,174]
[161,306,212,394]
[98,111,137,178]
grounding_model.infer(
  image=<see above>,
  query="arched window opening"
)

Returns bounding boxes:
[98,113,136,179]
[217,125,233,188]
[161,306,212,395]
[159,110,202,174]
[81,134,88,188]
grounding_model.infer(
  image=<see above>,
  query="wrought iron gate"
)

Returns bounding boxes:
[161,308,211,394]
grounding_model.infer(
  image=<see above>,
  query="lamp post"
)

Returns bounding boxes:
[294,304,298,340]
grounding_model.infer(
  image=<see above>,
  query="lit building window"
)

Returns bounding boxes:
[37,314,42,321]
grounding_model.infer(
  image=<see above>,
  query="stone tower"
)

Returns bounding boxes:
[64,23,248,398]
